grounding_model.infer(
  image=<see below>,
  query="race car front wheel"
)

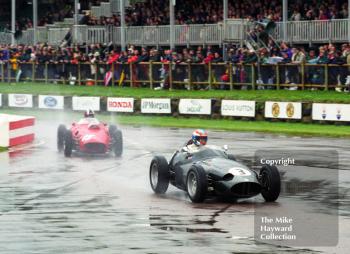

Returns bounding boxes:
[57,124,67,152]
[64,130,73,157]
[150,156,170,194]
[259,165,281,202]
[113,130,123,157]
[186,165,208,203]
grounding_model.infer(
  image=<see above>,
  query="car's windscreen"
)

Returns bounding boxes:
[192,147,227,161]
[78,118,100,125]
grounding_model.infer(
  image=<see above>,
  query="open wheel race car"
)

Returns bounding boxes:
[57,117,123,157]
[149,145,280,203]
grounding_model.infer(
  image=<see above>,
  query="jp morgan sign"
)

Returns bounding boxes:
[141,98,171,114]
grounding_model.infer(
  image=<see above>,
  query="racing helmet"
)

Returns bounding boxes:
[192,129,208,146]
[84,109,95,118]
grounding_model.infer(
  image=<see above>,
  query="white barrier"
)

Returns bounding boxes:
[107,97,134,112]
[0,114,35,147]
[141,98,171,114]
[221,100,255,117]
[179,99,211,115]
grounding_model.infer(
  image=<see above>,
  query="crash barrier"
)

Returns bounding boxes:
[1,93,350,124]
[0,113,35,147]
[6,19,350,46]
[1,62,350,91]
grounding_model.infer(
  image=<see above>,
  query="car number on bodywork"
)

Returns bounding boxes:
[228,168,251,176]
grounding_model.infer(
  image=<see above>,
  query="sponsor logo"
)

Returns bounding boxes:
[109,101,132,109]
[142,101,170,110]
[14,95,28,105]
[44,96,58,107]
[336,108,341,120]
[223,105,254,112]
[272,103,280,117]
[286,103,295,118]
[322,107,327,119]
[186,100,203,113]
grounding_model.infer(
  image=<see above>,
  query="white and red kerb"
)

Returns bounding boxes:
[0,114,35,147]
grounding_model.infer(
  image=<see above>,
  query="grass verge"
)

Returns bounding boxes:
[1,82,350,102]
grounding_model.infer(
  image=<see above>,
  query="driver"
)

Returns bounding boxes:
[182,129,208,154]
[84,109,95,118]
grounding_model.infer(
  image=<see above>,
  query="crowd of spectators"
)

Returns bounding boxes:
[1,42,350,90]
[1,0,349,32]
[83,0,349,27]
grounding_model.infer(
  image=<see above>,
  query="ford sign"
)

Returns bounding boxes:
[44,96,58,107]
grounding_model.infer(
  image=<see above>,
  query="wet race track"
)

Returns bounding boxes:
[0,111,350,254]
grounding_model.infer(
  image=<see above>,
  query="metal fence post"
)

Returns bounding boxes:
[32,62,35,82]
[78,63,81,86]
[149,62,153,89]
[169,62,173,90]
[188,63,192,90]
[1,63,3,82]
[45,63,48,83]
[324,64,329,91]
[301,63,305,90]
[94,63,98,86]
[130,63,133,87]
[111,63,115,87]
[7,62,11,83]
[229,63,233,90]
[251,64,256,90]
[276,64,280,90]
[208,62,212,90]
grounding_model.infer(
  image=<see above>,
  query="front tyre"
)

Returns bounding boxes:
[186,165,208,203]
[149,156,170,194]
[57,124,66,152]
[64,130,73,157]
[259,165,281,202]
[113,130,123,157]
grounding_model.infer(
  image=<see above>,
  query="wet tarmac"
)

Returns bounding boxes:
[0,111,349,253]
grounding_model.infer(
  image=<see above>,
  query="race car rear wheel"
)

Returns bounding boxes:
[186,165,208,203]
[112,130,123,157]
[259,165,281,202]
[64,130,73,157]
[150,156,170,194]
[57,124,66,152]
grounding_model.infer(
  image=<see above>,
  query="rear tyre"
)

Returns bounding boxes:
[113,130,123,157]
[64,130,73,157]
[57,124,66,152]
[259,165,281,202]
[186,165,207,203]
[150,156,170,194]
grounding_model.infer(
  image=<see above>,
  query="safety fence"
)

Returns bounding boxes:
[1,93,350,124]
[1,62,349,91]
[3,19,350,46]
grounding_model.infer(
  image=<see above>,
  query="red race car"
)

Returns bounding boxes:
[57,115,123,157]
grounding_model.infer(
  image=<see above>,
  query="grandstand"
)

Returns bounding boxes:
[0,0,349,46]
